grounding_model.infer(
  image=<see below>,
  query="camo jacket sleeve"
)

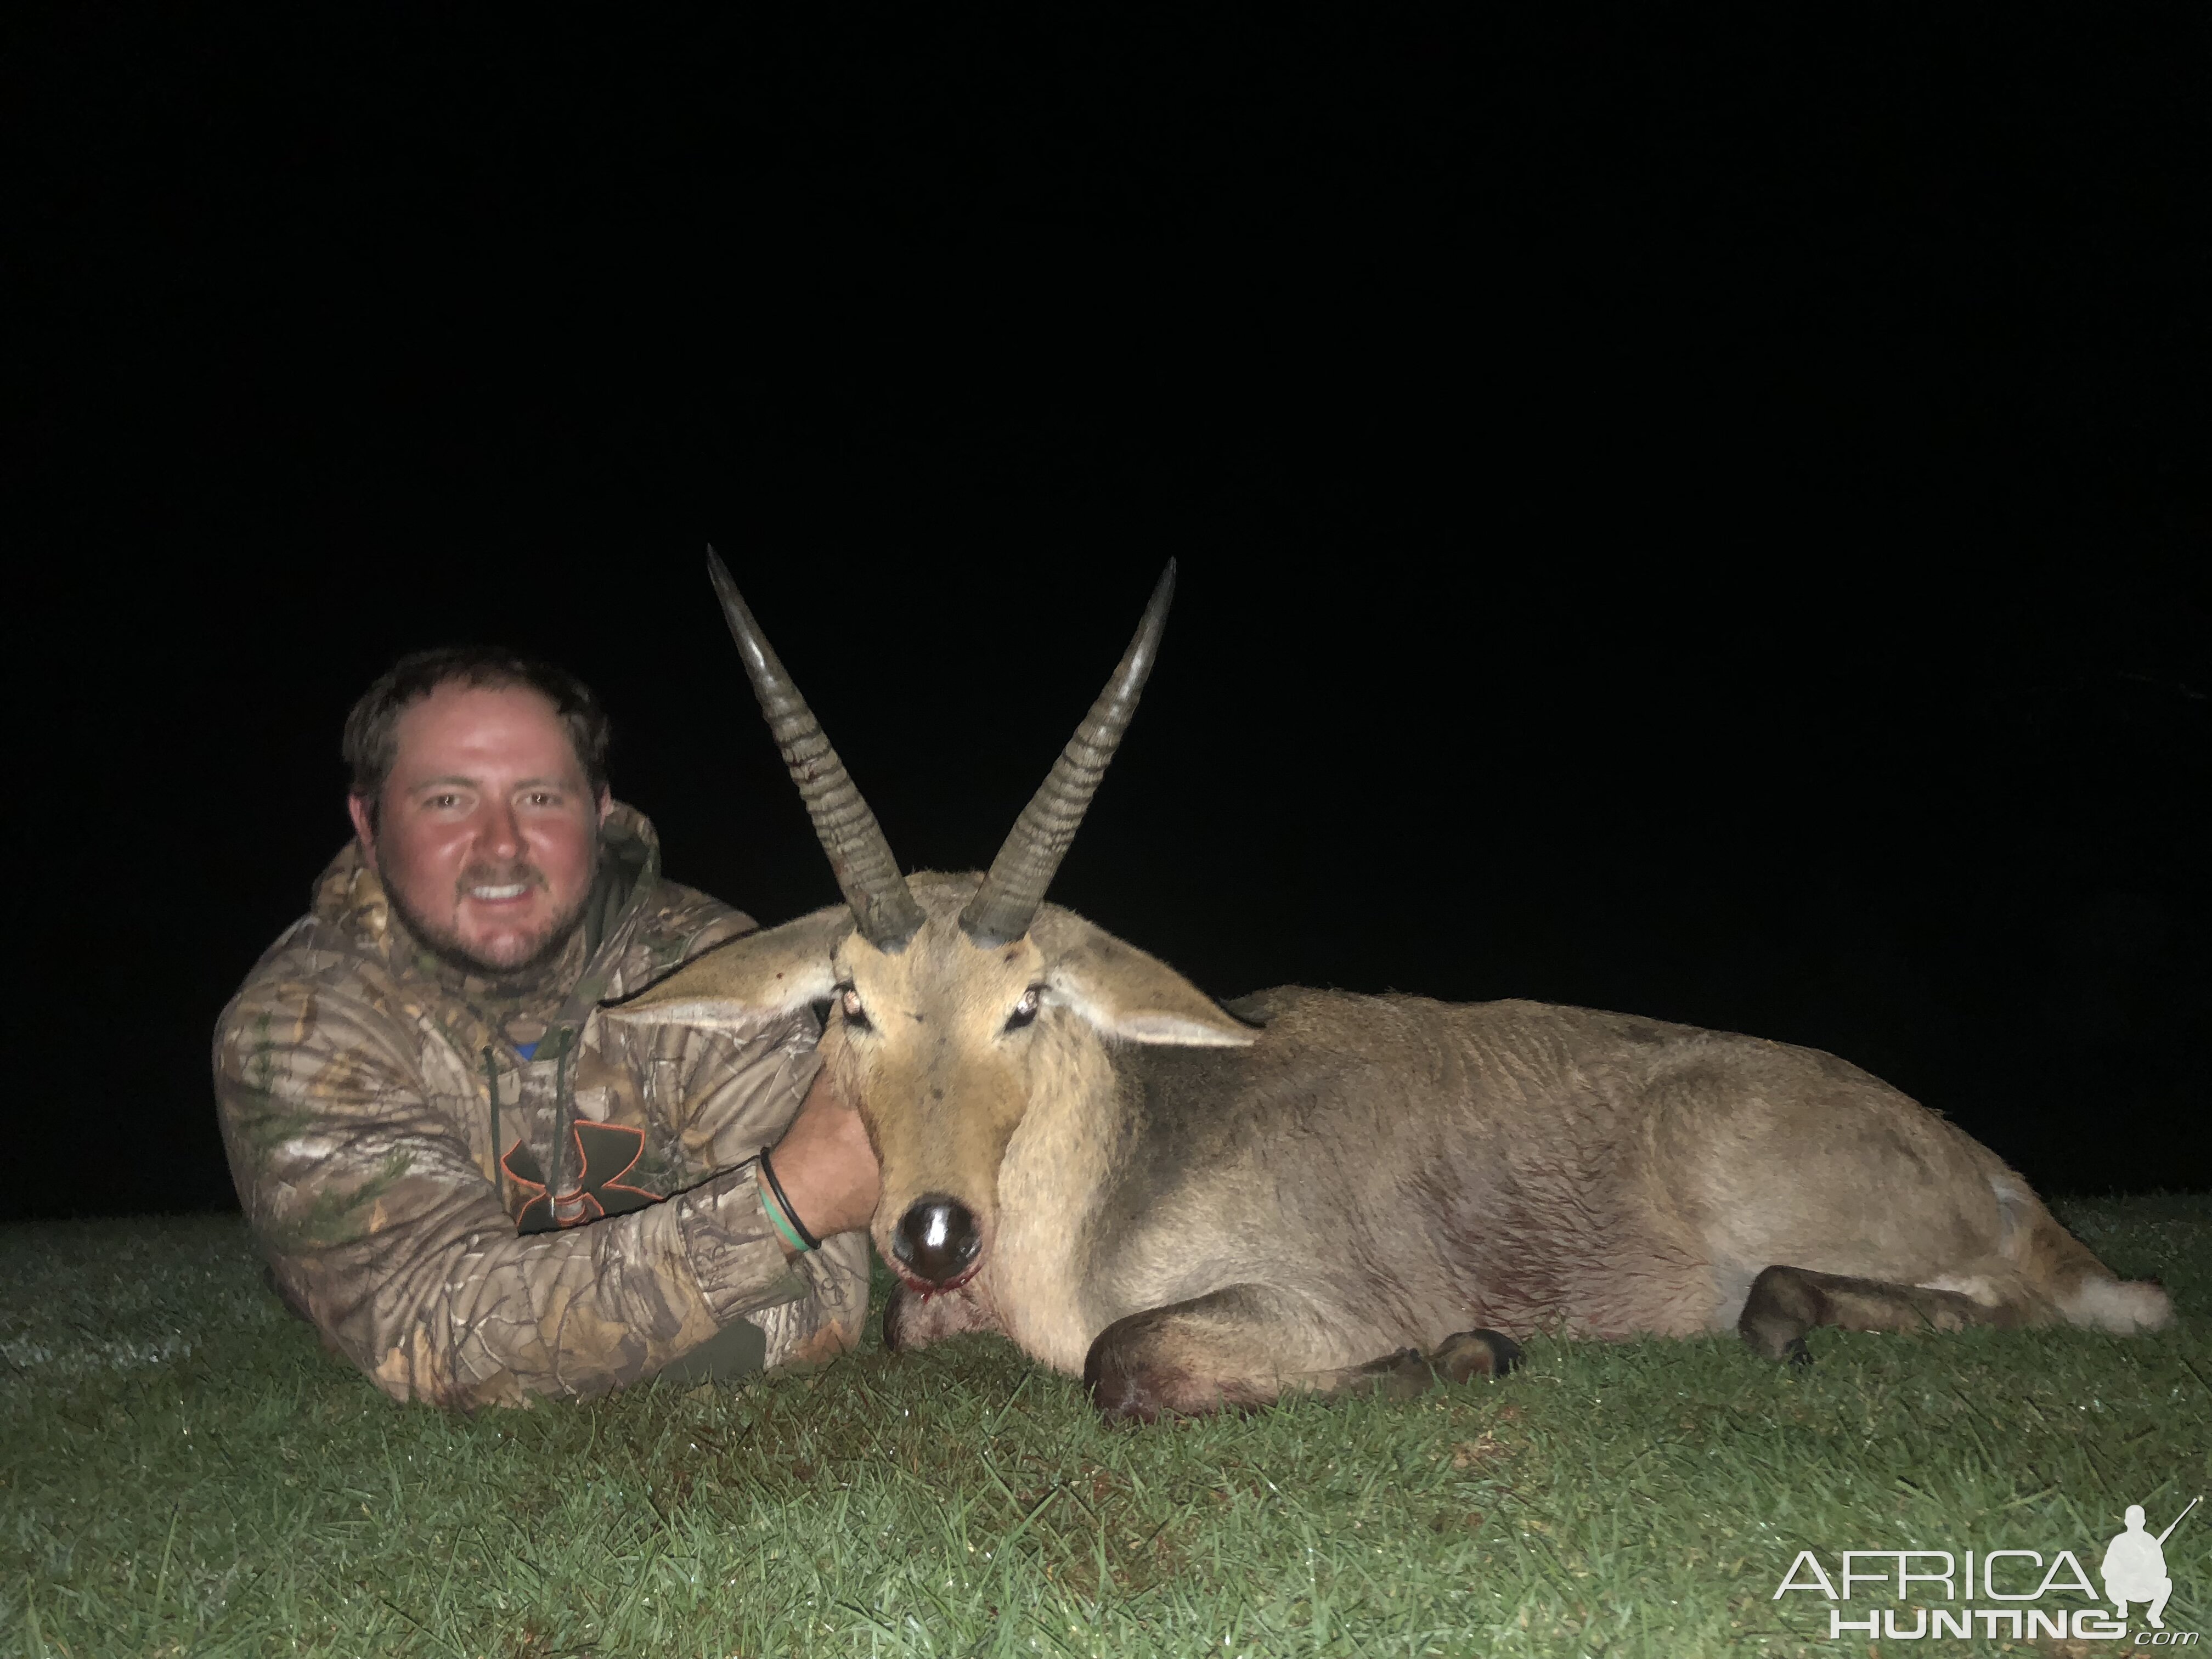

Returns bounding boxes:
[213,913,867,1410]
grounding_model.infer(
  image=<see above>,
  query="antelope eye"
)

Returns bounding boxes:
[839,986,871,1029]
[1004,986,1043,1031]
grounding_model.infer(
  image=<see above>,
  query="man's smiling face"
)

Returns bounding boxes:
[349,682,611,974]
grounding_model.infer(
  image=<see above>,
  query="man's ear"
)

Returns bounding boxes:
[602,906,853,1030]
[1036,919,1257,1048]
[347,794,378,863]
[596,788,613,825]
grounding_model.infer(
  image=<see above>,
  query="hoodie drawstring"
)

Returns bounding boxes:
[483,1048,506,1208]
[545,1030,574,1222]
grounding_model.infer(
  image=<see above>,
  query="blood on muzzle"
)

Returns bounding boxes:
[893,1194,981,1285]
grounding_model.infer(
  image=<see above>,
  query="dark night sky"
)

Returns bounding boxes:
[12,12,2208,1220]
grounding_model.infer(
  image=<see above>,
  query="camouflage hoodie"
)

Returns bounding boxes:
[213,803,870,1409]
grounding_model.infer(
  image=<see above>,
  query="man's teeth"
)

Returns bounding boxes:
[470,884,530,900]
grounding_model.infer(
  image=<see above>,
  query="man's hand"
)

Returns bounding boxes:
[763,1067,879,1252]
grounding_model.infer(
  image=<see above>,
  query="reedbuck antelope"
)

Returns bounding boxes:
[611,554,2172,1421]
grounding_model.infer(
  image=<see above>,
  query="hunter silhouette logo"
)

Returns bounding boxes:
[501,1121,659,1232]
[2105,1498,2198,1631]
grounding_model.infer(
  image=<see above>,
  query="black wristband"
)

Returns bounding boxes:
[756,1146,821,1252]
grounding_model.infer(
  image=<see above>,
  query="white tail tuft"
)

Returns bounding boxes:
[2064,1276,2174,1335]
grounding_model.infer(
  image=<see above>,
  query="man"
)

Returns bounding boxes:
[214,646,878,1409]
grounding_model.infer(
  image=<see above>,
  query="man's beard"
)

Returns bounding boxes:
[383,859,595,982]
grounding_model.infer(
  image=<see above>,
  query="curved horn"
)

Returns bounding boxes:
[960,561,1177,947]
[706,548,926,951]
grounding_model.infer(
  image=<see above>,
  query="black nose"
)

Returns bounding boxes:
[893,1194,981,1285]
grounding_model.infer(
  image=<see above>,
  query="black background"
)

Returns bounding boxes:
[13,11,2208,1220]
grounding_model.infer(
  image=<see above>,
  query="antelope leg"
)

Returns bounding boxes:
[1084,1285,1519,1424]
[1737,1264,2030,1365]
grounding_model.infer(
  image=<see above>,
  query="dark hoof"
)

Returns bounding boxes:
[1784,1336,1813,1369]
[1357,1331,1522,1400]
[1353,1347,1436,1401]
[1434,1328,1522,1383]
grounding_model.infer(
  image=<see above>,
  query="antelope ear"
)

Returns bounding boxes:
[1041,923,1257,1048]
[603,906,850,1030]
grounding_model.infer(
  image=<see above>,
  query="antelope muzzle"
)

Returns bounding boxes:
[891,1193,984,1288]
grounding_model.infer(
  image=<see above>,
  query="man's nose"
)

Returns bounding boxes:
[476,799,523,859]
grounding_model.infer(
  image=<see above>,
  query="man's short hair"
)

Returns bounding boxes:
[343,646,612,822]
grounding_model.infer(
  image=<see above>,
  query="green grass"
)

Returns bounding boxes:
[4,1197,2209,1658]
